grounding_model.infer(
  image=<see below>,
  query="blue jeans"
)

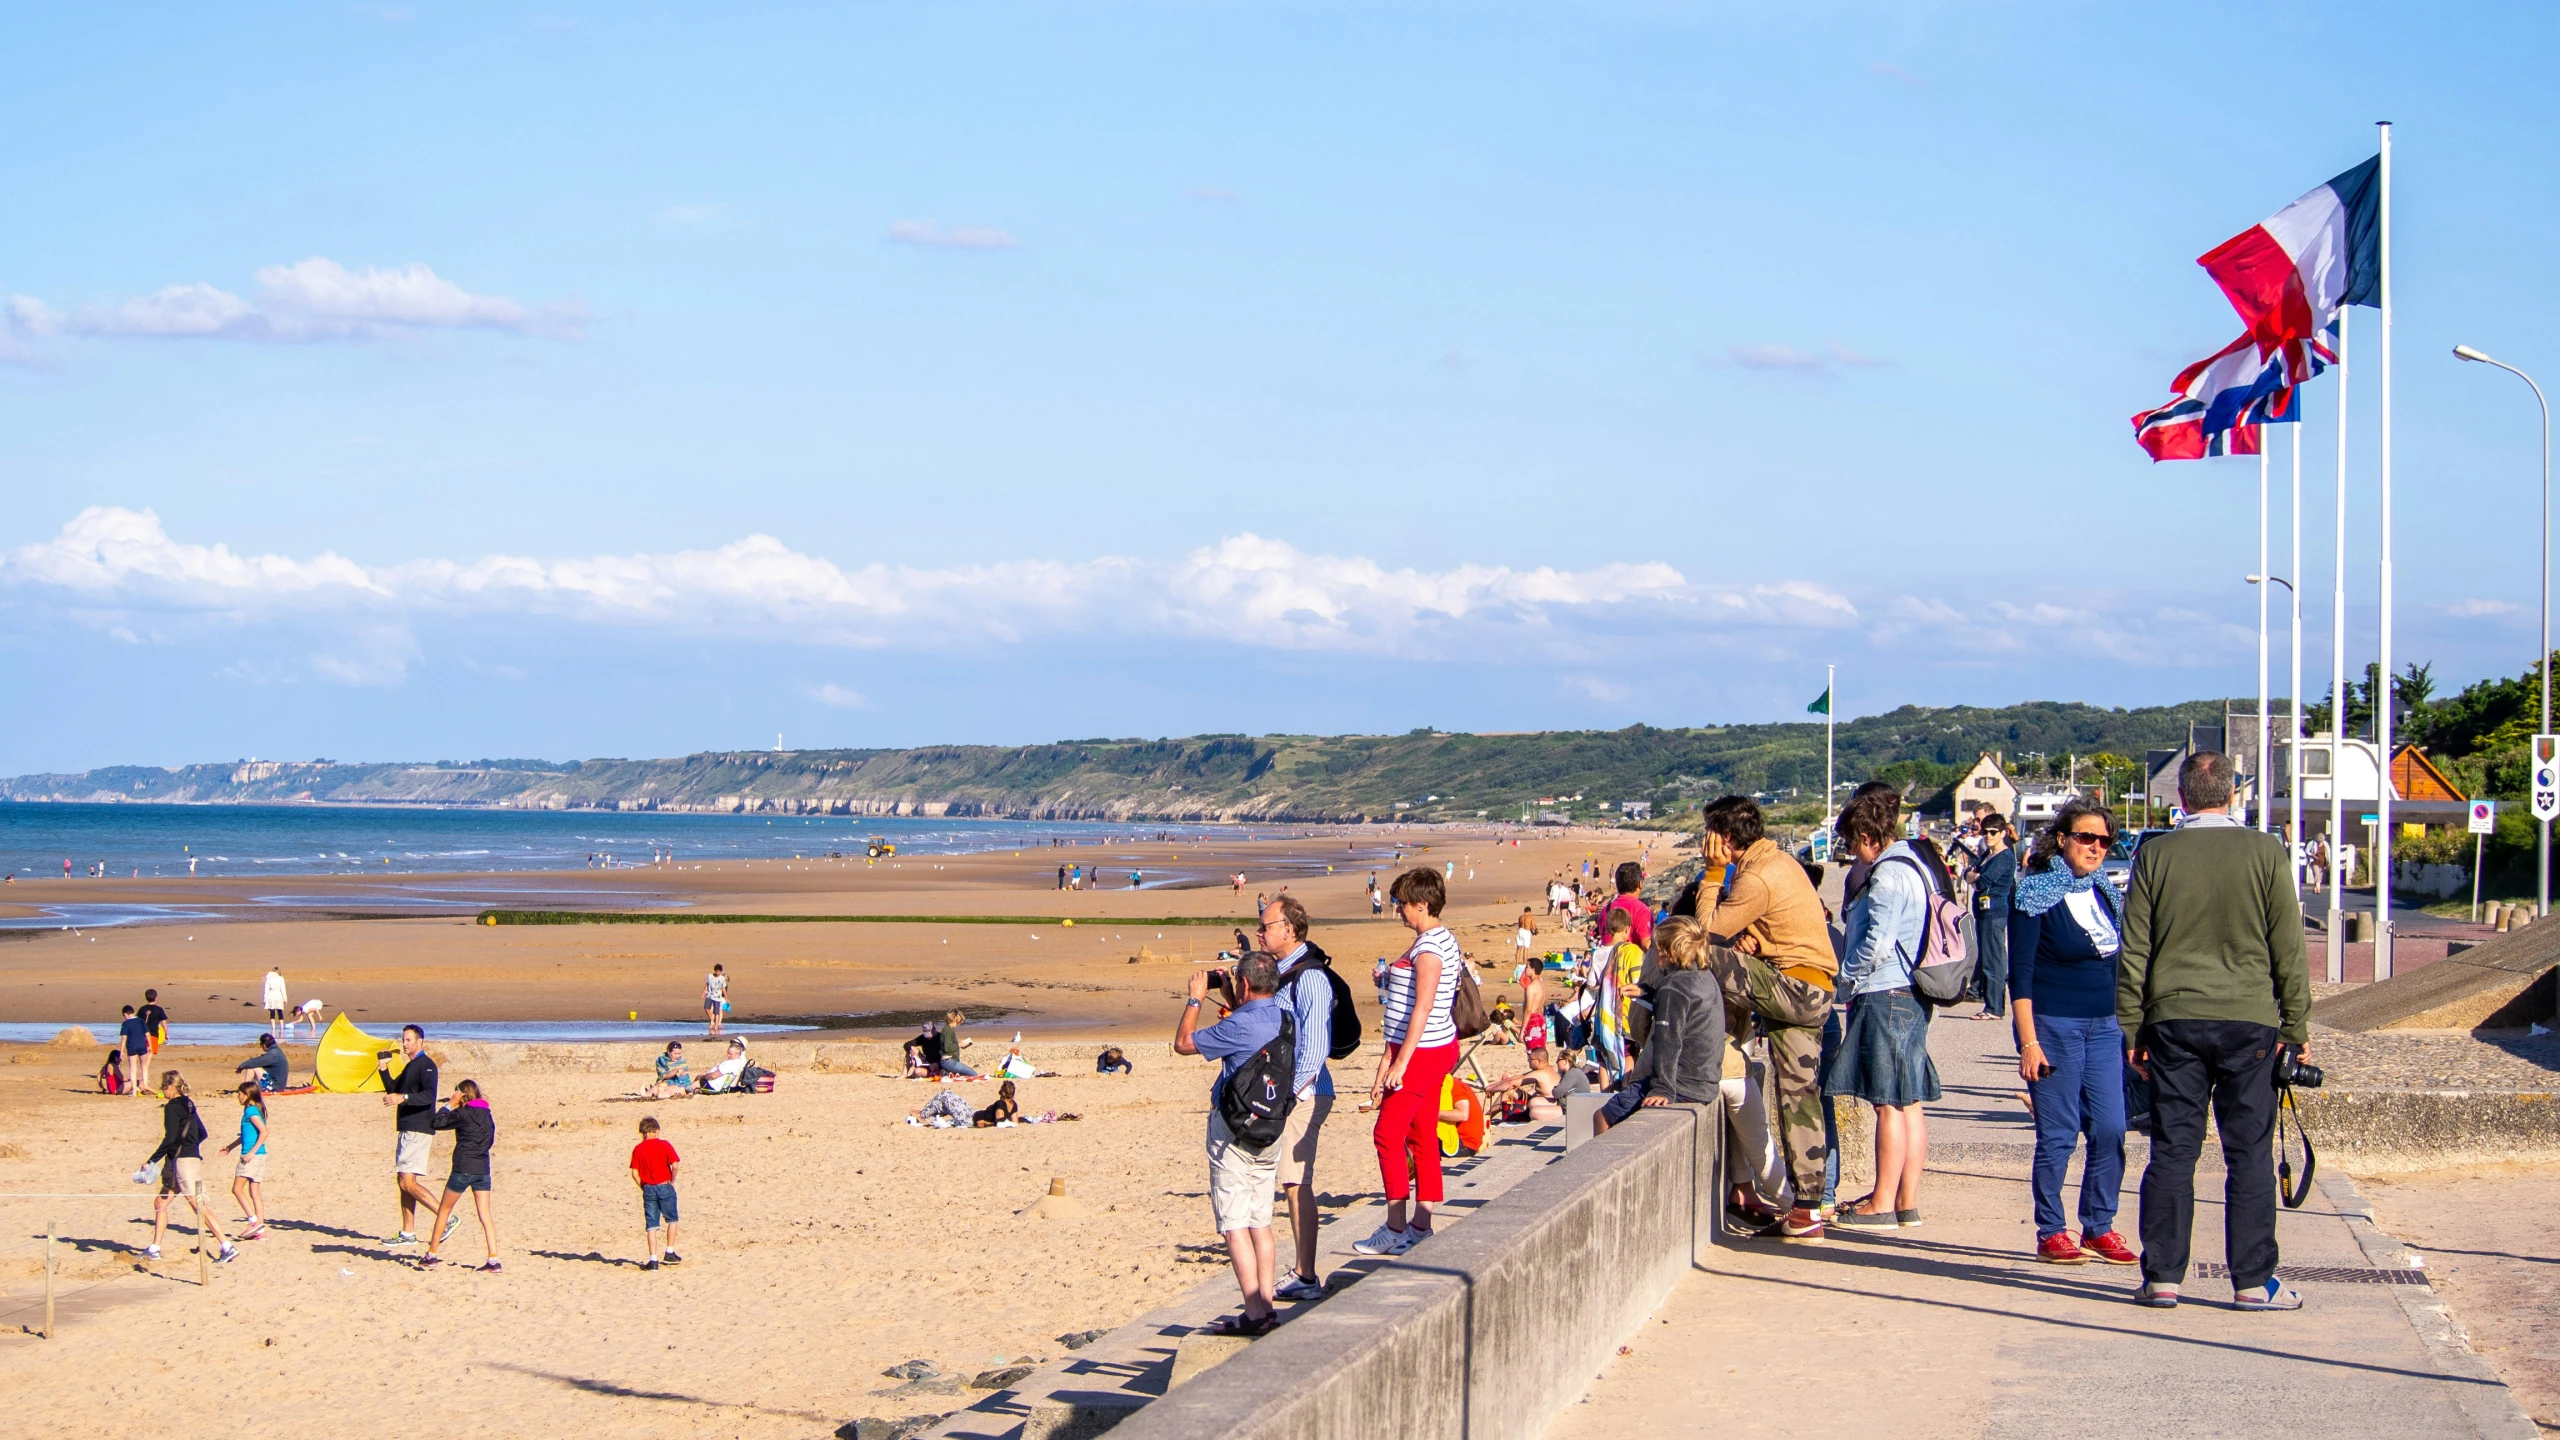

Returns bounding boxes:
[1818,1006,1845,1208]
[940,1058,980,1078]
[641,1182,679,1229]
[2029,1013,2127,1240]
[1971,899,2010,1016]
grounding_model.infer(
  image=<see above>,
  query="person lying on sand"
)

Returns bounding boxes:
[972,1080,1021,1128]
[907,1083,973,1128]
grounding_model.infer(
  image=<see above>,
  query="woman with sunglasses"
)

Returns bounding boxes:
[2006,800,2136,1265]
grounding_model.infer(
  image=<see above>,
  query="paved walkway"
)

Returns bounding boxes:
[1549,1010,2538,1440]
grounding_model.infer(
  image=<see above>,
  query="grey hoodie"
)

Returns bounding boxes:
[1628,968,1727,1104]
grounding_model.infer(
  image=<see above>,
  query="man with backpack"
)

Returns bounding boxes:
[1174,949,1293,1337]
[1259,895,1359,1302]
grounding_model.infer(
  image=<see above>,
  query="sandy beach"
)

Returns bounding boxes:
[0,827,1655,1438]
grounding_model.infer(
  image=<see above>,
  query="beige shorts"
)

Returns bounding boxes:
[1205,1111,1278,1234]
[160,1156,203,1196]
[1274,1092,1333,1191]
[236,1152,269,1183]
[395,1131,432,1176]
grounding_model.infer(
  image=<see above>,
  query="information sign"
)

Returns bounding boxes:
[2535,736,2560,823]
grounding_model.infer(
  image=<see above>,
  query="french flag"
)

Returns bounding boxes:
[2131,329,2330,462]
[2197,157,2381,344]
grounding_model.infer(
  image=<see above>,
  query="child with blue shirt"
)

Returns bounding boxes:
[220,1080,270,1239]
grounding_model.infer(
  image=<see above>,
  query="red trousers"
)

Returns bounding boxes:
[1374,1040,1460,1205]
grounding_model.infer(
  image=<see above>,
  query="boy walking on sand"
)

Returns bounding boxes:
[630,1117,683,1270]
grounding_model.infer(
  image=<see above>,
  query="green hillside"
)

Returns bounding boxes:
[0,697,2237,824]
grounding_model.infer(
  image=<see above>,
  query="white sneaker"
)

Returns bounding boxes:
[1274,1271,1327,1301]
[389,1231,419,1246]
[142,1244,161,1261]
[1351,1224,1413,1257]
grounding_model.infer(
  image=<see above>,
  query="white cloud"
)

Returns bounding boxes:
[0,507,1856,666]
[812,684,871,710]
[887,221,1019,251]
[2446,598,2522,618]
[3,259,582,350]
[1724,341,1891,376]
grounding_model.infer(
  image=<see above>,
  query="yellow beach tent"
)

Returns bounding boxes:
[313,1014,406,1093]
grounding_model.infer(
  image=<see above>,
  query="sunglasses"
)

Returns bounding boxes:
[2062,830,2114,846]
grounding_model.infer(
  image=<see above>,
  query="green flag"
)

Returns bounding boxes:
[1807,687,1830,716]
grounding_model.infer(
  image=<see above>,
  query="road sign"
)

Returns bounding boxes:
[2535,735,2560,823]
[2469,799,2498,835]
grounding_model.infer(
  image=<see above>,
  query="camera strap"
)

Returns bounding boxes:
[2276,1086,2316,1209]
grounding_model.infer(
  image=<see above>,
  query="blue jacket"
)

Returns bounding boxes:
[2007,883,2123,1019]
[1841,842,1930,996]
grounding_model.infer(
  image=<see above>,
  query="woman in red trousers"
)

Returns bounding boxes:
[1356,867,1466,1257]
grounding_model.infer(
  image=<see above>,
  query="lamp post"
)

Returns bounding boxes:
[2249,571,2304,886]
[2454,344,2552,918]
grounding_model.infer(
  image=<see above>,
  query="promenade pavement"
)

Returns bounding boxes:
[1549,1008,2538,1440]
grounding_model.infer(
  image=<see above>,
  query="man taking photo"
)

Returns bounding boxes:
[380,1024,442,1246]
[1259,895,1336,1302]
[2118,751,2311,1311]
[1175,951,1290,1336]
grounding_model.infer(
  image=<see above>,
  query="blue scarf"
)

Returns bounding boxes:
[2012,855,2122,916]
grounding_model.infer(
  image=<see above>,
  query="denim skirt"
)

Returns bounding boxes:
[1822,989,1941,1107]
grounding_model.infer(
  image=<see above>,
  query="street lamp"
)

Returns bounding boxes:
[2454,344,2552,917]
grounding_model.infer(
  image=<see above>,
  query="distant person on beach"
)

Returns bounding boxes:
[137,989,169,1065]
[939,1012,978,1077]
[905,1027,940,1078]
[1604,862,1653,948]
[1370,882,1384,916]
[1095,1047,1133,1074]
[630,1116,682,1269]
[972,1079,1021,1127]
[100,1047,127,1094]
[1513,908,1539,970]
[118,1004,150,1094]
[262,968,289,1028]
[380,1025,441,1246]
[294,997,325,1040]
[221,1080,270,1239]
[144,1074,236,1264]
[645,1041,690,1099]
[235,1033,288,1092]
[703,965,729,1038]
[418,1079,499,1271]
[696,1038,750,1093]
[1056,865,1067,891]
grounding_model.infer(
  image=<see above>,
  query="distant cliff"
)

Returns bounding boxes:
[0,700,2229,824]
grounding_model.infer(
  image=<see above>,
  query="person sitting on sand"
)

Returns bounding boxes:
[100,1047,128,1095]
[1095,1047,1134,1075]
[234,1033,289,1093]
[1485,997,1518,1046]
[645,1041,691,1099]
[972,1080,1021,1128]
[908,1083,972,1128]
[694,1039,750,1094]
[935,1018,980,1078]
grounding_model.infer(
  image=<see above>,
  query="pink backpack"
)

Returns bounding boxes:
[1886,855,1974,1004]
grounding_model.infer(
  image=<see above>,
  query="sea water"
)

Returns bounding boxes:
[0,1019,817,1046]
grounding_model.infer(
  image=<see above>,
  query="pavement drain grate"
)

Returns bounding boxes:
[2190,1261,2431,1286]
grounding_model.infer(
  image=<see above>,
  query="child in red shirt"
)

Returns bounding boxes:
[630,1116,683,1270]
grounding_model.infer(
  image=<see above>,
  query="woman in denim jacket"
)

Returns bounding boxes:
[1825,787,1949,1230]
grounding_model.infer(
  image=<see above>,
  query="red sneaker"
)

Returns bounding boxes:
[2081,1230,2139,1265]
[2037,1232,2088,1264]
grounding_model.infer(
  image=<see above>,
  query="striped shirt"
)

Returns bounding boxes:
[1381,927,1464,1047]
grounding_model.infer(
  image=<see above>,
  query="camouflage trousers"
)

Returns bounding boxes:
[1709,944,1835,1204]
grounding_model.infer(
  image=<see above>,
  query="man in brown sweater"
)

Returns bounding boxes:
[1700,795,1837,1241]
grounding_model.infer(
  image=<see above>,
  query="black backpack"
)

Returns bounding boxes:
[1280,943,1364,1062]
[1216,1012,1297,1155]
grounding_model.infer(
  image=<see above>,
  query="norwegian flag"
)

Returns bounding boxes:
[2130,328,2331,462]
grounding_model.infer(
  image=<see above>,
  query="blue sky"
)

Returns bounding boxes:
[5,1,2558,772]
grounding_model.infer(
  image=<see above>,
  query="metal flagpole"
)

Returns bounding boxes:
[2375,120,2396,982]
[2329,308,2350,984]
[1825,663,1836,826]
[2291,420,2305,885]
[2259,444,2273,831]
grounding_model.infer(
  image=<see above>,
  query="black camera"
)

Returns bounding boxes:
[2272,1047,2323,1089]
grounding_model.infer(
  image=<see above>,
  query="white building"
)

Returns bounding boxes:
[1952,754,2019,825]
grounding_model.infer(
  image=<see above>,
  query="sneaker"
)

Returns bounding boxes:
[662,1252,682,1265]
[242,1222,267,1241]
[142,1244,162,1261]
[417,1254,443,1269]
[389,1231,419,1247]
[2233,1279,2303,1311]
[1351,1224,1414,1256]
[1274,1271,1327,1302]
[438,1216,462,1245]
[2135,1280,2181,1308]
[1752,1207,1826,1243]
[2081,1231,2139,1266]
[476,1260,503,1273]
[215,1245,240,1264]
[644,1259,660,1271]
[1831,1206,1900,1230]
[2038,1233,2089,1264]
[1895,1209,1923,1229]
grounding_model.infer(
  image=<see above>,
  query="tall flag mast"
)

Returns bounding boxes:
[1809,668,1835,830]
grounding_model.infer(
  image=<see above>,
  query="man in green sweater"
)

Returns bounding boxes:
[2117,750,2311,1313]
